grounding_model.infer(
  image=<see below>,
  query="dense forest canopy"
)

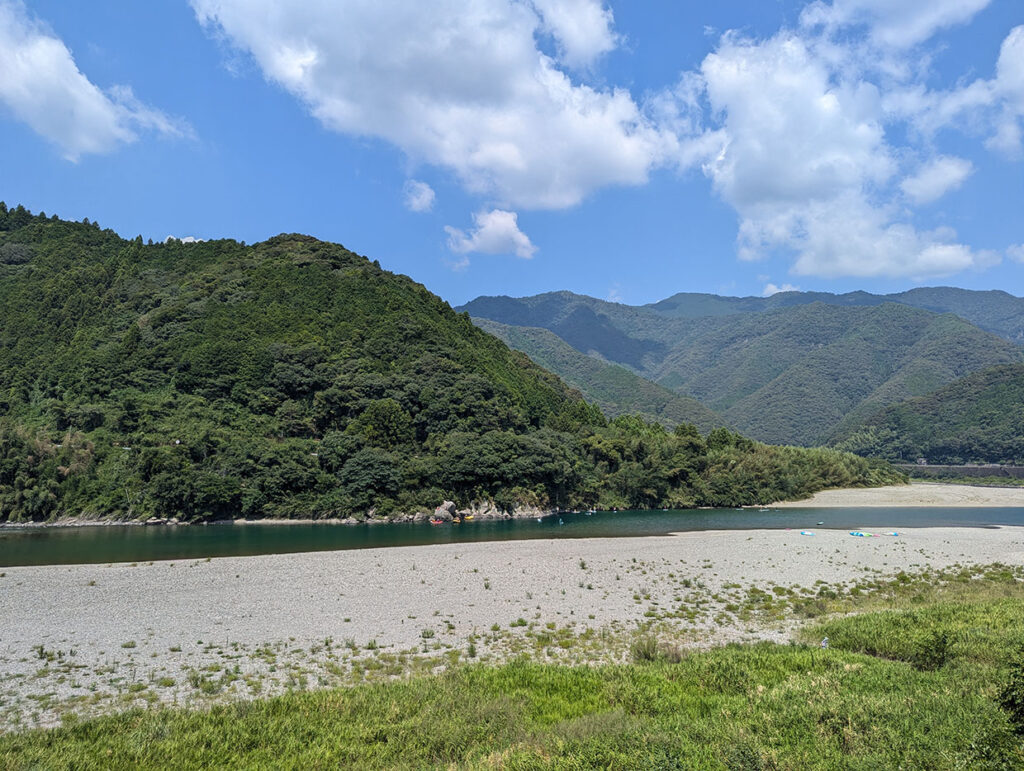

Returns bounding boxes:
[834,363,1024,465]
[0,204,902,522]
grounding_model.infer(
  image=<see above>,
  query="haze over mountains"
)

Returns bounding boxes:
[459,290,1024,449]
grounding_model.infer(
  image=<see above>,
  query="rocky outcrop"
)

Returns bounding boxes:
[433,501,457,521]
[455,501,550,521]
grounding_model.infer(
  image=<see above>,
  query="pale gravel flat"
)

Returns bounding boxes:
[2,525,1023,730]
[773,482,1024,508]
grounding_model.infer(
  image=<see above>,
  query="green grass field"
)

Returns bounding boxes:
[4,576,1024,770]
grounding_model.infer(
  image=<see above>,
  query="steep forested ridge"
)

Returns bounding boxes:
[472,317,724,431]
[834,363,1024,464]
[459,292,1023,446]
[0,205,901,522]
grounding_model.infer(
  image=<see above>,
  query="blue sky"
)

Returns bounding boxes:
[0,0,1022,306]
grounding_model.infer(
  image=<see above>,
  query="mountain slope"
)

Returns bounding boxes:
[834,363,1024,464]
[459,293,1023,446]
[645,287,1024,345]
[472,317,724,431]
[0,204,899,521]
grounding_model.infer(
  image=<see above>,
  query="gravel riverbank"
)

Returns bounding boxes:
[2,524,1023,730]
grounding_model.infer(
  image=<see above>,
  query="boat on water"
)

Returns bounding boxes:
[429,517,445,526]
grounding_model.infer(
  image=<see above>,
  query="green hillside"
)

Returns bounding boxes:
[459,294,1023,446]
[659,304,1023,446]
[834,364,1024,464]
[0,204,899,521]
[645,287,1024,345]
[472,317,724,431]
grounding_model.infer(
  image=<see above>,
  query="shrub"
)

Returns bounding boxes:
[1000,646,1024,734]
[913,630,952,671]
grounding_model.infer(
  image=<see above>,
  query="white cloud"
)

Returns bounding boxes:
[191,0,677,210]
[402,180,435,213]
[889,26,1024,155]
[669,19,998,279]
[0,0,188,160]
[800,0,991,49]
[1008,244,1024,263]
[990,25,1024,154]
[445,209,536,261]
[900,155,972,204]
[700,33,893,216]
[762,282,799,296]
[531,0,616,69]
[787,196,996,278]
[165,235,204,243]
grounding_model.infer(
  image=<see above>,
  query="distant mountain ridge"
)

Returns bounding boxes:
[459,289,1024,446]
[645,287,1024,345]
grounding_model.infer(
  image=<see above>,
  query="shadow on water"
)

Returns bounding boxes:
[2,506,1024,567]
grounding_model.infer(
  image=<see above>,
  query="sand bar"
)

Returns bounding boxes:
[774,482,1024,508]
[2,525,1023,730]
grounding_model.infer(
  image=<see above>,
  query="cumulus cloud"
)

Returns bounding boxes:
[0,0,189,160]
[165,235,204,243]
[189,0,1015,281]
[690,32,984,278]
[531,0,617,69]
[799,0,992,49]
[787,197,997,277]
[666,6,1004,279]
[402,180,435,213]
[900,155,973,204]
[190,0,677,210]
[445,209,536,261]
[762,282,799,296]
[1008,244,1024,263]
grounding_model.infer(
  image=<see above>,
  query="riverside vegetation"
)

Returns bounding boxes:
[3,564,1024,768]
[0,204,902,523]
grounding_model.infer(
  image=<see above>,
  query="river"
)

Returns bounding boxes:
[2,506,1023,567]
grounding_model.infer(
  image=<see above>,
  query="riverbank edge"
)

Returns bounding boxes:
[0,501,557,530]
[17,480,1023,530]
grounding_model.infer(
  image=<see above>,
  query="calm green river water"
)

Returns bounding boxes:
[2,507,1022,567]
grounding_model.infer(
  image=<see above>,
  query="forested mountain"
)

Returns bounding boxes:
[0,205,899,521]
[834,364,1024,464]
[645,287,1024,344]
[472,318,723,431]
[459,292,1023,446]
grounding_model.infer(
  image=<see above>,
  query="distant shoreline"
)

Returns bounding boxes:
[773,481,1024,508]
[3,482,1022,529]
